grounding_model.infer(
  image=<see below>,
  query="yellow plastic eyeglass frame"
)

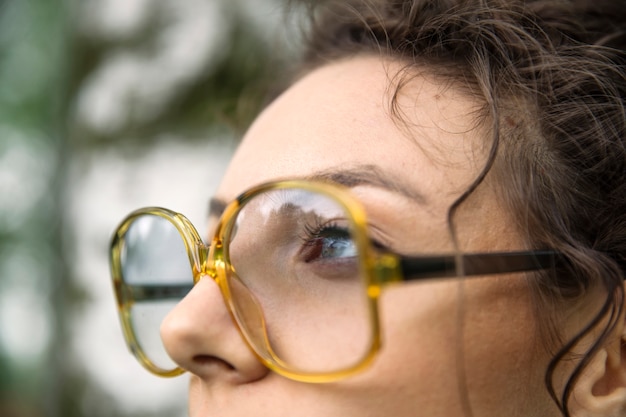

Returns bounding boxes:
[110,180,389,383]
[110,180,561,383]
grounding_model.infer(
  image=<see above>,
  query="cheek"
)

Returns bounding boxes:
[351,277,554,416]
[461,277,541,373]
[459,277,555,414]
[326,282,467,416]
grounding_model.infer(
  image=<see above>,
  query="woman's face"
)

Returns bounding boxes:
[161,56,560,417]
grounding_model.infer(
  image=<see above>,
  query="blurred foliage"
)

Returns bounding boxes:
[67,0,293,152]
[0,0,67,415]
[0,0,296,416]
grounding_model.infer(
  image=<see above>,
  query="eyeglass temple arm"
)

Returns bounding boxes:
[122,283,194,301]
[400,250,563,281]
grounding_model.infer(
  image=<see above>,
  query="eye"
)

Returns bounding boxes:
[299,221,357,263]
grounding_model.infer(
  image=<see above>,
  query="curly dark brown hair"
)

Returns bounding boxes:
[290,0,626,415]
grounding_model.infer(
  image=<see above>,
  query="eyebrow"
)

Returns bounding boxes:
[207,164,426,219]
[308,164,427,205]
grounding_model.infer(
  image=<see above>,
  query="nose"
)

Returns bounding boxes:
[160,274,270,384]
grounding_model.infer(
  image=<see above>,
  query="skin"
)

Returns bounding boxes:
[160,56,574,417]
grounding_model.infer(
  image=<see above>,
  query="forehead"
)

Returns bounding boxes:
[217,56,488,205]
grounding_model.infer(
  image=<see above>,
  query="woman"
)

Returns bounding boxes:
[109,0,626,416]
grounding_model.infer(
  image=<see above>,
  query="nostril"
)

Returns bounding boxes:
[192,355,236,371]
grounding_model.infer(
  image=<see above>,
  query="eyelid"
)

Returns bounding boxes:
[209,187,397,253]
[365,223,394,252]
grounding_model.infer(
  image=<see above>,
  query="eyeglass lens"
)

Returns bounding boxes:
[225,188,373,373]
[120,214,194,371]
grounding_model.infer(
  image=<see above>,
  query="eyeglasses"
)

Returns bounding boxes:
[109,180,561,383]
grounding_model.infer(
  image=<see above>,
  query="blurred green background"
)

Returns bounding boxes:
[0,0,298,416]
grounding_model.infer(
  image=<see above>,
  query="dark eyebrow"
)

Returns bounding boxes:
[306,164,427,205]
[207,164,426,219]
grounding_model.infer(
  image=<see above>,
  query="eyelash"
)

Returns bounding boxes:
[300,219,389,252]
[300,219,345,246]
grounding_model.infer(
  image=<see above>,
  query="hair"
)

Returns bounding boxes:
[291,0,626,415]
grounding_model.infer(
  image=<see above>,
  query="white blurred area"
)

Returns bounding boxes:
[67,140,235,416]
[75,0,228,135]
